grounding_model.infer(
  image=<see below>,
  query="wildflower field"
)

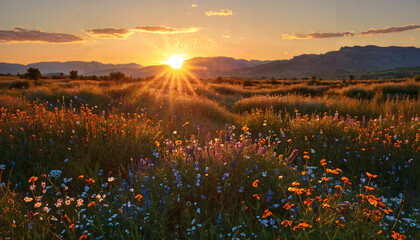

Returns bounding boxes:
[0,76,419,239]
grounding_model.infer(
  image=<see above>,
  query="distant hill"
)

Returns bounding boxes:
[84,57,270,78]
[1,46,420,79]
[354,66,420,79]
[0,61,143,75]
[227,45,420,79]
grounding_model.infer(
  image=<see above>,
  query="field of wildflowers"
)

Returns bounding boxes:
[0,77,419,239]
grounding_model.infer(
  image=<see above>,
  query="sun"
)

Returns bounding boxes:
[165,55,184,69]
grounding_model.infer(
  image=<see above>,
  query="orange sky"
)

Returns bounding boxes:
[0,0,419,66]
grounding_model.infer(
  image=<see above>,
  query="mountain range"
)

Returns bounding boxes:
[1,45,420,79]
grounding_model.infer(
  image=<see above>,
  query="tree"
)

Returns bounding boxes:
[414,75,420,82]
[26,68,41,80]
[69,70,78,80]
[349,75,354,81]
[109,71,126,81]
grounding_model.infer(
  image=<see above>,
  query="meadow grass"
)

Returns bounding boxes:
[0,77,419,239]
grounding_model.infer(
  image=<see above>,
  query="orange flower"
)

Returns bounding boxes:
[377,230,382,235]
[252,179,259,188]
[391,231,407,240]
[321,177,329,181]
[320,159,327,166]
[135,194,143,202]
[242,125,249,131]
[291,182,300,187]
[262,209,272,218]
[79,234,88,240]
[87,178,95,184]
[87,201,96,207]
[28,176,38,183]
[341,177,352,186]
[175,140,182,145]
[335,185,343,192]
[78,175,84,180]
[304,198,313,207]
[283,202,294,210]
[366,172,378,179]
[69,224,75,229]
[297,222,312,229]
[155,141,160,147]
[253,194,260,200]
[364,186,375,191]
[41,174,47,178]
[384,209,393,214]
[281,220,292,227]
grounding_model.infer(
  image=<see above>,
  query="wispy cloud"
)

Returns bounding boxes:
[205,9,233,16]
[85,28,132,39]
[192,4,198,8]
[282,32,354,40]
[86,26,199,39]
[360,24,420,36]
[133,26,199,34]
[0,27,83,43]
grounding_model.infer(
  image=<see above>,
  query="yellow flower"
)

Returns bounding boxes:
[242,125,249,131]
[175,140,182,146]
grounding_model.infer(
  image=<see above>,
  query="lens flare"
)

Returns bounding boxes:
[165,55,184,69]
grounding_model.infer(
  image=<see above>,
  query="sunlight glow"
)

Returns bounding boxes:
[165,55,184,69]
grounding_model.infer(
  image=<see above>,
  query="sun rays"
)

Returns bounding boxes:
[136,57,206,99]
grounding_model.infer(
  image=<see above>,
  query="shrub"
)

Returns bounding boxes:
[109,71,126,81]
[26,67,41,80]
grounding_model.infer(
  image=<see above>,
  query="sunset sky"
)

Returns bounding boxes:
[0,0,419,66]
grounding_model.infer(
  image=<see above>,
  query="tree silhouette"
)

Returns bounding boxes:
[69,70,78,80]
[26,68,41,80]
[109,71,126,81]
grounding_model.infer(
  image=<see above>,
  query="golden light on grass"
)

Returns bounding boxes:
[164,55,184,69]
[136,53,208,100]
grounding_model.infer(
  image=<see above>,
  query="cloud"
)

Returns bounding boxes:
[86,26,199,39]
[85,28,132,39]
[192,4,198,8]
[282,31,354,40]
[205,9,233,16]
[0,27,83,43]
[133,26,199,34]
[360,24,420,36]
[222,35,231,39]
